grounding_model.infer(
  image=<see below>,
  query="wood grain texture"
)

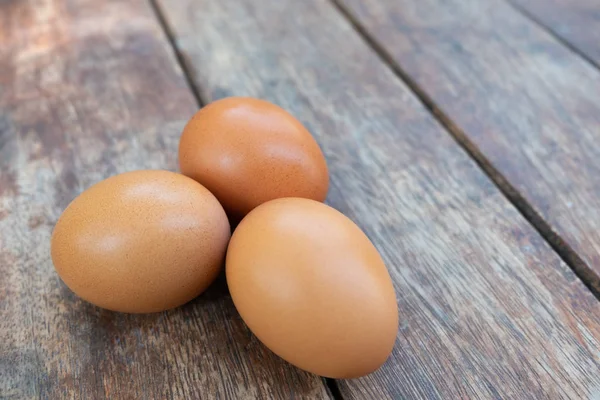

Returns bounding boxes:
[336,0,600,293]
[156,0,600,398]
[0,1,330,399]
[510,0,600,67]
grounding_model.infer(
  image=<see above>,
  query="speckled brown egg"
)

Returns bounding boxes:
[226,198,398,378]
[50,170,230,313]
[178,97,329,219]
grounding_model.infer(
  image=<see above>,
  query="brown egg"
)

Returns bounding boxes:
[226,198,398,378]
[178,97,329,219]
[51,170,230,313]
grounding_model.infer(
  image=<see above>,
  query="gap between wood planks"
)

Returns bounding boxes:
[328,0,600,302]
[147,1,345,399]
[505,0,600,72]
[149,0,205,107]
[146,0,598,396]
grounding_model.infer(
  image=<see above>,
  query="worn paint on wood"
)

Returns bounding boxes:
[336,0,600,293]
[0,0,330,399]
[155,0,600,398]
[510,0,600,67]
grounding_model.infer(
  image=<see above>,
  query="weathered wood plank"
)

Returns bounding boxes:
[0,1,330,399]
[157,0,600,398]
[510,0,600,67]
[336,0,600,293]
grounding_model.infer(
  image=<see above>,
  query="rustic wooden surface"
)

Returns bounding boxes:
[510,0,600,67]
[4,0,600,398]
[336,0,600,294]
[0,0,330,399]
[155,0,600,398]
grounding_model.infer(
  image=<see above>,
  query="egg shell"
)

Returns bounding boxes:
[178,97,329,219]
[51,170,231,313]
[226,198,399,378]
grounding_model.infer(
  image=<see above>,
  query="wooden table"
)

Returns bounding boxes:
[2,0,600,398]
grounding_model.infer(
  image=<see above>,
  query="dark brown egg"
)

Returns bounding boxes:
[178,97,329,219]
